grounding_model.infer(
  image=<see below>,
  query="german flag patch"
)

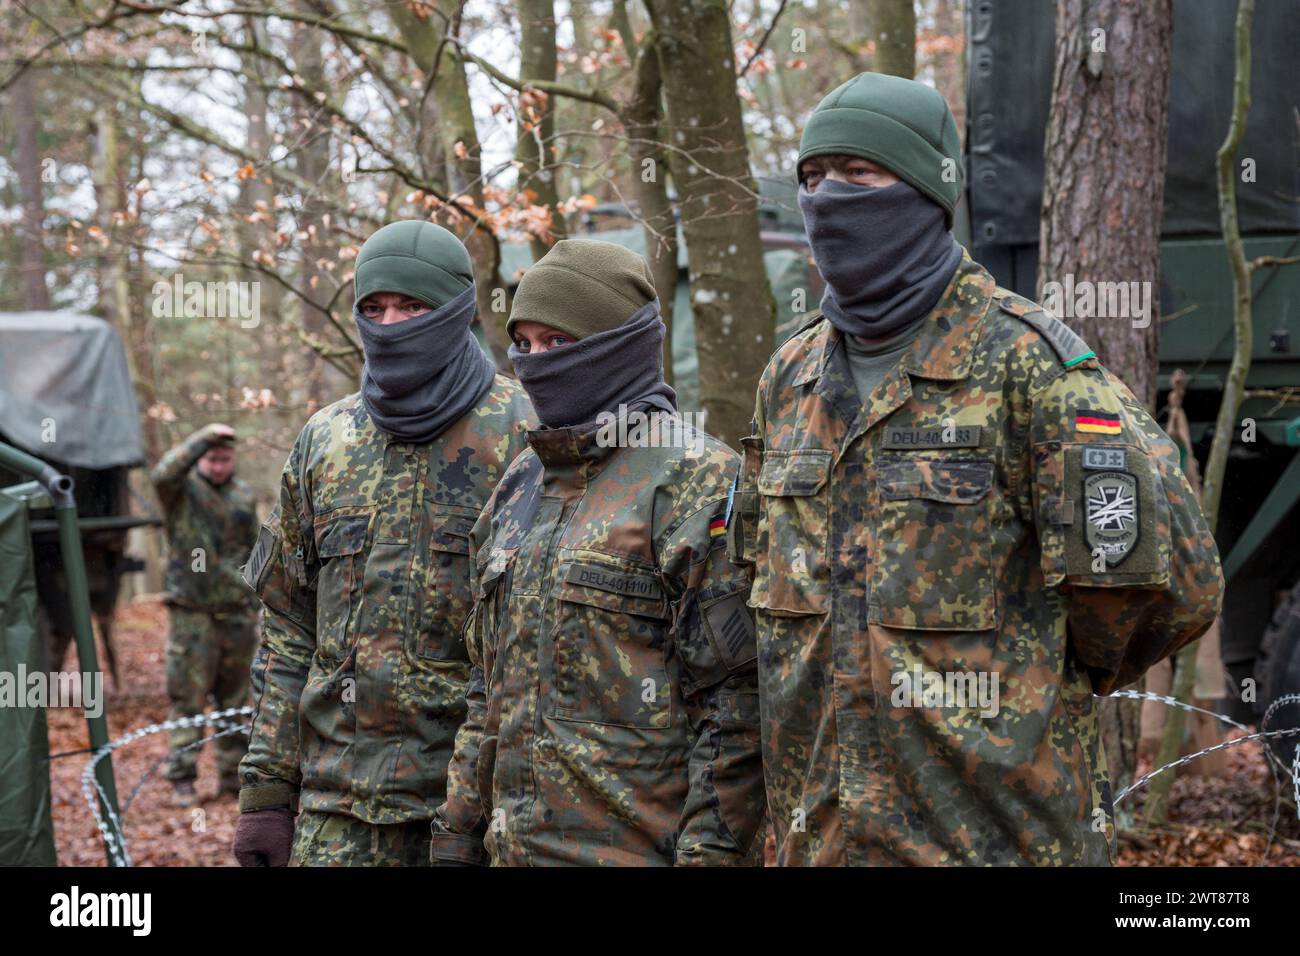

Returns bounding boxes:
[1076,409,1122,435]
[709,516,727,538]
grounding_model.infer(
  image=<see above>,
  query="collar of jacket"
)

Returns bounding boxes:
[525,419,621,469]
[792,253,994,388]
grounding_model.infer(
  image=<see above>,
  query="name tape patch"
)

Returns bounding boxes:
[565,563,664,601]
[882,425,982,450]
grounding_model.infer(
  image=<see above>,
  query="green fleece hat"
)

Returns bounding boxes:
[354,220,474,310]
[506,238,656,340]
[798,72,962,226]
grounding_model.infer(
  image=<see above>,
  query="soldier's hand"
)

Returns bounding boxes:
[233,807,295,867]
[208,423,237,443]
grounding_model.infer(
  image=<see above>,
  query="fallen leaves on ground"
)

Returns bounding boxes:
[47,599,1300,866]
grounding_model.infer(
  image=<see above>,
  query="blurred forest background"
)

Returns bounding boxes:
[1,0,964,514]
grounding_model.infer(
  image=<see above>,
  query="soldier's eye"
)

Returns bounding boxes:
[547,336,571,349]
[514,338,530,352]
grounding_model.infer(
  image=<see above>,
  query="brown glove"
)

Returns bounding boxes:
[233,807,295,867]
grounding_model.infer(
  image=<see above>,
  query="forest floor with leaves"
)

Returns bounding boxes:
[47,598,1300,867]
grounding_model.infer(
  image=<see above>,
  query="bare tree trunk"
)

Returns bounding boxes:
[240,16,284,362]
[94,103,165,593]
[290,13,339,407]
[516,0,566,261]
[623,36,679,387]
[645,0,775,448]
[13,68,51,310]
[1037,0,1174,811]
[866,0,917,78]
[929,0,965,135]
[391,3,515,371]
[1037,0,1171,409]
[1146,0,1255,826]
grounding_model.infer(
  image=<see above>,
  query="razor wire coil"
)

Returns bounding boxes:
[80,706,254,867]
[78,693,1300,866]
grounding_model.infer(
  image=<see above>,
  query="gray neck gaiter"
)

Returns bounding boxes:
[508,298,677,429]
[798,179,962,340]
[354,283,496,444]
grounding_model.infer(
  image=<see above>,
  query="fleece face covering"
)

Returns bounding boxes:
[508,299,676,429]
[354,283,496,444]
[798,178,962,340]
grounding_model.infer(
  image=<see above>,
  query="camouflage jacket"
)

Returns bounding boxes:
[727,255,1223,866]
[237,377,534,823]
[431,415,766,866]
[151,426,260,611]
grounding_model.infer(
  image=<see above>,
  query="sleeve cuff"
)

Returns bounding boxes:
[430,829,488,866]
[238,781,299,813]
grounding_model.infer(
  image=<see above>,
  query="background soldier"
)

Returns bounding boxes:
[150,422,259,807]
[431,240,766,866]
[231,221,534,866]
[727,72,1224,866]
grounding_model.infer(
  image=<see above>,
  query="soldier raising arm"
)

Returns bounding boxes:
[150,423,259,807]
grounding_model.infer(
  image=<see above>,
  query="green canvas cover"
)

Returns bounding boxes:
[0,487,58,866]
[0,312,146,470]
[966,0,1300,247]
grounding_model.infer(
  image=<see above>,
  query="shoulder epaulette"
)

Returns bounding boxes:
[997,295,1097,369]
[781,309,825,343]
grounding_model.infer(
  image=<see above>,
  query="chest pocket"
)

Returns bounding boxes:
[870,458,996,631]
[550,561,672,728]
[416,505,479,661]
[751,448,832,616]
[314,510,371,660]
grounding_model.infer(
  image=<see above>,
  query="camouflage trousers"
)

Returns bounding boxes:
[289,811,434,867]
[165,605,259,783]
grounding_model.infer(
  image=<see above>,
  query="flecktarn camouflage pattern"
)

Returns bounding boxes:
[432,414,767,866]
[151,425,261,784]
[728,254,1224,865]
[237,375,534,829]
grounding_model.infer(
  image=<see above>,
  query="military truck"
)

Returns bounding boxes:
[0,312,159,683]
[962,1,1300,730]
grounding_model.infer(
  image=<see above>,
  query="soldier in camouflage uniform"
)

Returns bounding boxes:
[431,240,765,866]
[232,221,534,866]
[151,422,260,806]
[727,73,1224,865]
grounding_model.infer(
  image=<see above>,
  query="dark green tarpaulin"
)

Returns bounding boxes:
[966,0,1300,248]
[0,487,57,866]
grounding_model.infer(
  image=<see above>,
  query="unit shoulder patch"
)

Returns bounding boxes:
[998,296,1096,369]
[1083,470,1140,567]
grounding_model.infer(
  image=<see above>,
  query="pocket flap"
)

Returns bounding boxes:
[557,563,668,619]
[430,508,476,554]
[476,546,515,597]
[316,513,370,558]
[757,448,833,496]
[878,458,993,504]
